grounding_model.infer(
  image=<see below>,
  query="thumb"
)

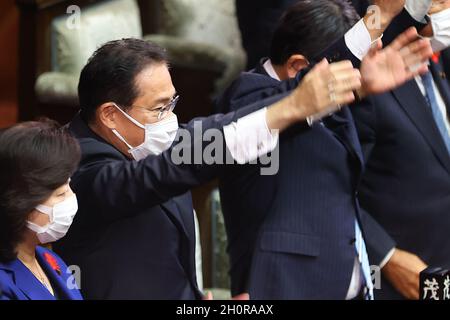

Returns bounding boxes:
[367,39,383,57]
[313,58,329,71]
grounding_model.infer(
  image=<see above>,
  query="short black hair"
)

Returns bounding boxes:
[78,38,168,123]
[0,119,81,262]
[270,0,360,65]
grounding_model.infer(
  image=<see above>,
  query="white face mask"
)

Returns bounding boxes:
[429,8,450,52]
[27,194,78,244]
[111,104,179,161]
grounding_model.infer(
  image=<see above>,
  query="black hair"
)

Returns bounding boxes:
[0,119,81,262]
[270,0,360,65]
[78,38,168,123]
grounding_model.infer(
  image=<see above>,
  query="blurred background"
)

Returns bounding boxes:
[0,0,18,128]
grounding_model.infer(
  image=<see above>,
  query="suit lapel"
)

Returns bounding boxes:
[392,79,450,175]
[36,249,81,300]
[8,259,56,300]
[323,108,364,167]
[160,199,191,242]
[160,197,198,290]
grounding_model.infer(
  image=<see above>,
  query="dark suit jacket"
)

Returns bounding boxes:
[53,99,284,300]
[442,49,450,85]
[351,59,450,300]
[0,246,82,300]
[217,59,369,299]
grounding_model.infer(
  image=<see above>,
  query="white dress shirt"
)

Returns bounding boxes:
[223,107,279,164]
[263,59,281,81]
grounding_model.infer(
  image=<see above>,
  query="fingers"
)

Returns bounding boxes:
[332,69,362,91]
[328,60,354,72]
[293,59,361,120]
[311,58,329,72]
[400,38,433,78]
[367,39,383,58]
[389,27,420,51]
[390,27,433,64]
[400,38,433,63]
[327,62,361,106]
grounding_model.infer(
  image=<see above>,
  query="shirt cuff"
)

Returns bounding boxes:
[224,107,279,164]
[379,247,396,269]
[405,0,432,23]
[344,19,375,61]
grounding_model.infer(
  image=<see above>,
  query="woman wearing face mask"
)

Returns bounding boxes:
[0,120,82,300]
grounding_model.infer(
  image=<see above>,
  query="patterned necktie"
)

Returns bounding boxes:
[420,72,450,154]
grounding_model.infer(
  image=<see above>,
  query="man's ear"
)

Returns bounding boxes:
[286,54,310,78]
[97,102,118,129]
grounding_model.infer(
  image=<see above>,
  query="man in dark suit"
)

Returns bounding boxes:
[235,0,370,69]
[216,0,433,299]
[351,5,450,300]
[53,38,363,299]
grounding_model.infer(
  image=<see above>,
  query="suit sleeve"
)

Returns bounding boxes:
[314,34,361,67]
[73,93,288,222]
[311,8,428,69]
[381,8,428,46]
[359,207,397,267]
[352,98,397,266]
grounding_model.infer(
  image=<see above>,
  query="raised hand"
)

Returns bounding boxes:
[266,59,361,130]
[359,27,433,96]
[291,59,361,115]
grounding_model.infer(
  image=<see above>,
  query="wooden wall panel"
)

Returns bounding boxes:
[0,0,19,128]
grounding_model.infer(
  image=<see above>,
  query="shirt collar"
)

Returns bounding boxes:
[263,59,281,81]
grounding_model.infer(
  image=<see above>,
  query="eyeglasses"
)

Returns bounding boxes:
[128,95,180,121]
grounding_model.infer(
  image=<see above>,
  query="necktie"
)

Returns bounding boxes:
[421,72,450,154]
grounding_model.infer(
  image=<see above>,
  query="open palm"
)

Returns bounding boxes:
[360,28,432,95]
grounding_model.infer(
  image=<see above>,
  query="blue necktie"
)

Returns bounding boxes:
[421,72,450,154]
[355,221,374,300]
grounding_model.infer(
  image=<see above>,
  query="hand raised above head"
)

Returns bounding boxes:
[359,27,433,96]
